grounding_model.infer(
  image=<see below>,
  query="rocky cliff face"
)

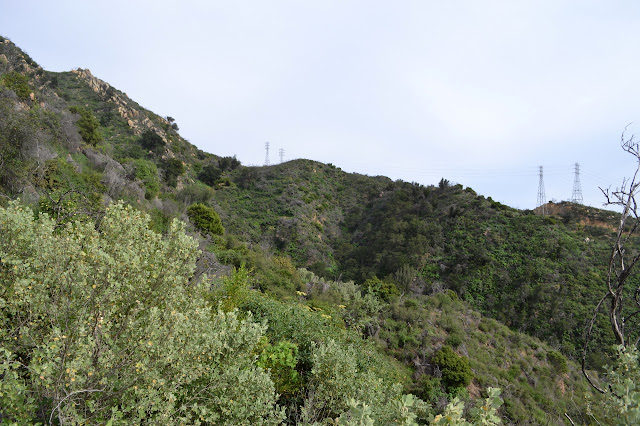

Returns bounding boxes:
[71,68,168,141]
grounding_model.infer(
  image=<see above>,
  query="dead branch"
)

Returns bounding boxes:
[583,128,640,392]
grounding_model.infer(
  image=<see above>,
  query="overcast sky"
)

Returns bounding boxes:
[2,1,640,209]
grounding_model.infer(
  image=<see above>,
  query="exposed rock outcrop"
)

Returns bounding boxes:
[71,68,167,141]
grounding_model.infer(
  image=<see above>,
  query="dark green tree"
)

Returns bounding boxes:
[139,130,164,152]
[162,158,185,187]
[431,345,473,390]
[165,116,179,131]
[69,105,101,146]
[219,155,241,171]
[187,203,225,237]
[198,164,222,187]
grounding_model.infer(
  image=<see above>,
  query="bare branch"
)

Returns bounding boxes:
[584,128,640,392]
[582,293,609,394]
[49,387,106,425]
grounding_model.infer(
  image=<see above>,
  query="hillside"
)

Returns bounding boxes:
[0,35,630,424]
[213,162,623,361]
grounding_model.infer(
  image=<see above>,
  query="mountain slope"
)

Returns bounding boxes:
[0,35,619,423]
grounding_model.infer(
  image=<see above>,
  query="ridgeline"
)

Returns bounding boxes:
[0,36,631,424]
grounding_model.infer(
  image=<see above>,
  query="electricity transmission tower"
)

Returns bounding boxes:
[537,166,547,215]
[571,162,583,204]
[279,148,285,163]
[264,142,270,166]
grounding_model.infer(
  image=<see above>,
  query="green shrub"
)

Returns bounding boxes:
[431,387,503,425]
[302,339,408,424]
[69,105,102,146]
[198,164,223,186]
[431,345,473,390]
[546,350,568,374]
[139,129,164,152]
[219,155,241,171]
[362,277,399,302]
[1,71,31,100]
[133,159,159,199]
[148,208,172,234]
[0,201,284,424]
[445,332,464,348]
[187,203,224,236]
[257,340,302,398]
[162,158,185,187]
[591,345,640,424]
[176,184,215,205]
[210,265,251,312]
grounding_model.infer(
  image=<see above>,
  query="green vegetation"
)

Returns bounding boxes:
[187,203,225,237]
[0,36,628,424]
[69,105,102,146]
[219,155,241,171]
[257,340,302,398]
[162,157,185,187]
[432,345,474,391]
[587,345,640,424]
[198,163,222,186]
[139,129,164,152]
[132,158,159,199]
[0,202,284,424]
[1,71,31,100]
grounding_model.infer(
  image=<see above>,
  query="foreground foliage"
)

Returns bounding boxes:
[0,201,436,425]
[0,202,283,424]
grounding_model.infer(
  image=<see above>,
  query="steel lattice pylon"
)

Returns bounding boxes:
[537,166,547,215]
[571,162,583,204]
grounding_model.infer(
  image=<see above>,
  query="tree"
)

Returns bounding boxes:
[583,132,640,389]
[187,202,225,237]
[431,345,473,390]
[581,131,640,424]
[165,116,179,131]
[69,105,102,146]
[162,158,185,187]
[198,164,222,187]
[219,155,241,172]
[139,129,164,152]
[0,201,284,424]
